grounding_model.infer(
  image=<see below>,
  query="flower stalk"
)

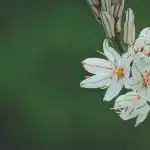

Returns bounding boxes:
[80,0,150,127]
[112,32,126,53]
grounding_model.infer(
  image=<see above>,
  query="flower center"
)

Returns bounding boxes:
[142,70,150,87]
[113,68,124,80]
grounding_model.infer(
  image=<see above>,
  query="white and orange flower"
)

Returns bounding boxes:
[126,55,150,100]
[80,39,131,101]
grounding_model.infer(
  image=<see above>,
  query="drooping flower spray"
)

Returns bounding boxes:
[80,0,150,127]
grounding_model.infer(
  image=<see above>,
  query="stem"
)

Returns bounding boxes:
[111,17,126,54]
[112,32,126,53]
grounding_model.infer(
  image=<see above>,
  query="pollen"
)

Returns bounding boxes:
[113,68,124,80]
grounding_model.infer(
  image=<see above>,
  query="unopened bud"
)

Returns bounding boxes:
[124,8,135,45]
[100,11,115,38]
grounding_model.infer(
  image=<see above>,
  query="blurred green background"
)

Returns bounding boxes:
[0,0,150,149]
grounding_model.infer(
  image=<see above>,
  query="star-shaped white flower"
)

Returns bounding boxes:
[126,54,150,100]
[80,39,131,101]
[111,91,150,127]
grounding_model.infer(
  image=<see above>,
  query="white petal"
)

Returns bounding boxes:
[124,67,130,80]
[134,38,146,51]
[82,58,112,74]
[147,88,150,101]
[133,54,149,73]
[114,94,126,104]
[125,77,141,90]
[135,104,150,127]
[103,78,123,101]
[113,93,131,110]
[124,91,139,100]
[137,97,148,107]
[138,87,147,99]
[119,106,137,120]
[131,61,141,78]
[100,11,115,38]
[125,91,147,107]
[118,53,132,77]
[80,74,111,89]
[128,44,136,54]
[123,51,134,63]
[103,39,121,65]
[139,27,150,38]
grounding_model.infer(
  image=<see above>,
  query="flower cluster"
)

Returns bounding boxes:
[80,0,150,127]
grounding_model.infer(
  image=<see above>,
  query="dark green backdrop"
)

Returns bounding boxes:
[0,0,149,149]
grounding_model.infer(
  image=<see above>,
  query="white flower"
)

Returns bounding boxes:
[80,39,131,101]
[111,91,150,127]
[124,8,135,45]
[126,54,150,100]
[134,27,150,62]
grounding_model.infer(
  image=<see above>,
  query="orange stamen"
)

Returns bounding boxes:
[113,68,124,80]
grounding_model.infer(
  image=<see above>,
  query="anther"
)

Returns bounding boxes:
[85,75,91,78]
[140,47,144,52]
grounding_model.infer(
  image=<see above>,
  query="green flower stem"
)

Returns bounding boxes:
[111,33,126,53]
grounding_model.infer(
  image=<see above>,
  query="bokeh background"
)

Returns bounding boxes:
[0,0,149,149]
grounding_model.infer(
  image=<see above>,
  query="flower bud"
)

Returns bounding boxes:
[87,0,101,21]
[112,0,124,32]
[100,11,115,38]
[124,8,135,45]
[101,0,112,15]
